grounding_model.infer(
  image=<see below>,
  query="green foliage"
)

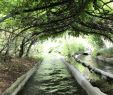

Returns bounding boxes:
[91,48,98,57]
[87,35,104,49]
[61,39,85,56]
[0,0,113,58]
[96,47,113,57]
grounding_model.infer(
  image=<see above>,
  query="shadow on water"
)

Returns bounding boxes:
[17,55,87,95]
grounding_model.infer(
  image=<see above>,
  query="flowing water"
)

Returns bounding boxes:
[17,54,87,95]
[17,54,113,95]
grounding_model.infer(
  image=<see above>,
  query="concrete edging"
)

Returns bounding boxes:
[2,63,41,95]
[74,55,113,80]
[62,59,106,95]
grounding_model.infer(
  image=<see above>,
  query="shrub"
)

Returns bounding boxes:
[61,40,85,56]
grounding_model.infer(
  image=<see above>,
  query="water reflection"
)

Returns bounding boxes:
[18,55,87,95]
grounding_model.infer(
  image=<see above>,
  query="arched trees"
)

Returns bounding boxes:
[0,0,113,58]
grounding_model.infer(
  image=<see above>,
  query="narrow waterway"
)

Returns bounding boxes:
[79,55,113,74]
[74,55,113,95]
[17,54,87,95]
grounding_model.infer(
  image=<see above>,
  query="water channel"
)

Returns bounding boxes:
[17,54,87,95]
[18,54,113,95]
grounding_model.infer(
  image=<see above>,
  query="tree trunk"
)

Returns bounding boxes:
[25,41,34,57]
[19,38,26,57]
